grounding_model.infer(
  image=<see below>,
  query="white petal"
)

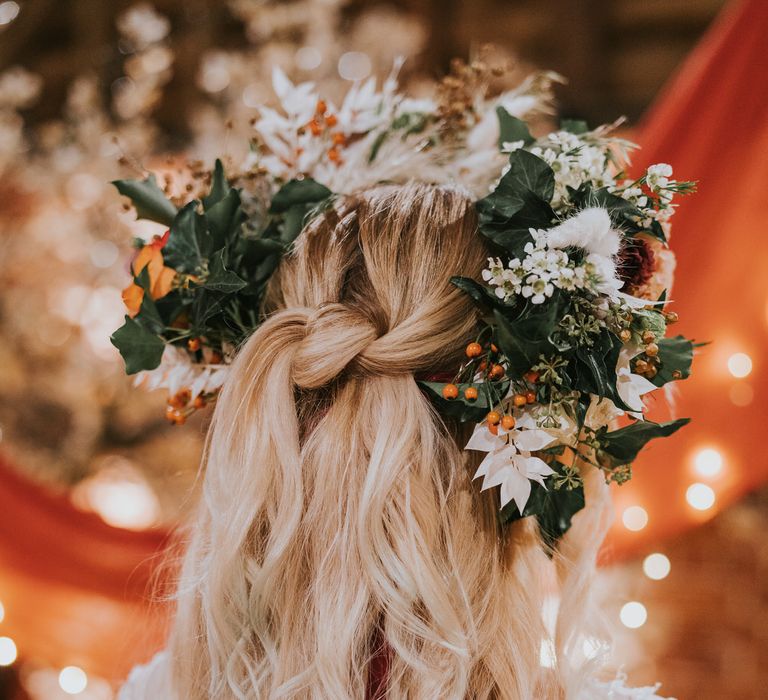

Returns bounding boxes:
[465,423,505,453]
[513,428,557,452]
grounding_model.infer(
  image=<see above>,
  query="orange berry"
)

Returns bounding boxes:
[487,410,501,425]
[309,119,322,136]
[165,406,176,423]
[488,422,499,436]
[173,413,187,426]
[315,99,327,115]
[490,343,499,353]
[513,394,527,408]
[645,342,659,357]
[525,390,536,404]
[442,383,459,400]
[478,360,488,372]
[665,311,679,324]
[523,370,539,383]
[193,395,206,409]
[209,351,223,364]
[332,132,346,146]
[168,389,191,409]
[325,113,338,127]
[501,415,516,430]
[642,330,656,344]
[187,337,201,352]
[466,342,483,358]
[463,386,478,401]
[489,364,505,380]
[619,328,632,342]
[327,147,341,162]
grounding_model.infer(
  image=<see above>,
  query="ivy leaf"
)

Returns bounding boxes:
[112,174,178,226]
[496,107,534,149]
[651,336,694,387]
[597,418,690,466]
[206,189,246,251]
[493,302,560,377]
[163,202,206,273]
[110,316,165,375]
[450,276,512,310]
[132,267,164,333]
[501,481,586,548]
[476,150,556,257]
[418,381,509,423]
[572,330,632,411]
[202,159,231,209]
[203,249,248,293]
[269,178,331,214]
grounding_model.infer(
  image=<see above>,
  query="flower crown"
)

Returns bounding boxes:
[112,60,695,545]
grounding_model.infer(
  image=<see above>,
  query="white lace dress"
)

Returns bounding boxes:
[118,652,675,699]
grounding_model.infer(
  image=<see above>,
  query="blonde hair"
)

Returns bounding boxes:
[166,183,613,699]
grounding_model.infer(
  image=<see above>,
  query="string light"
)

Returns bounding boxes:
[619,601,647,629]
[643,553,671,580]
[727,352,753,378]
[686,482,716,511]
[693,448,723,478]
[0,637,17,666]
[622,505,648,531]
[59,666,88,695]
[295,46,322,71]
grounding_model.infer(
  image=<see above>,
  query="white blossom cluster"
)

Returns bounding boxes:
[508,130,619,208]
[482,207,624,304]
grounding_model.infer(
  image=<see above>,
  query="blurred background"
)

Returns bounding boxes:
[0,0,766,698]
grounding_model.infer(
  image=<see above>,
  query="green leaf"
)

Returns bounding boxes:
[493,302,560,377]
[651,336,694,387]
[132,267,164,333]
[560,118,589,135]
[499,149,555,203]
[163,202,205,273]
[496,107,534,149]
[206,189,246,251]
[203,249,248,293]
[112,174,178,226]
[110,316,165,374]
[450,276,511,310]
[571,330,632,411]
[597,417,690,466]
[202,159,231,209]
[418,381,508,423]
[501,481,586,548]
[269,178,332,214]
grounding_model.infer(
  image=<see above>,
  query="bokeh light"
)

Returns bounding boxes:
[727,352,753,378]
[620,601,648,629]
[0,637,17,666]
[686,483,716,511]
[693,448,723,478]
[338,51,372,81]
[622,505,649,531]
[58,666,88,694]
[643,553,671,580]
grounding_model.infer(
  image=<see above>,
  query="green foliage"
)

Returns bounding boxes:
[560,118,589,135]
[476,150,556,258]
[110,316,165,374]
[496,107,535,149]
[651,335,694,387]
[112,173,178,226]
[501,479,586,548]
[493,302,561,377]
[596,418,690,466]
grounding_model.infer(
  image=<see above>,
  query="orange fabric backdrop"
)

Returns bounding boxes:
[603,0,768,558]
[1,0,767,684]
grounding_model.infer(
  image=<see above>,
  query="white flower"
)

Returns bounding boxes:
[466,413,557,513]
[615,347,657,414]
[544,207,620,258]
[584,394,624,430]
[646,163,673,191]
[134,345,229,400]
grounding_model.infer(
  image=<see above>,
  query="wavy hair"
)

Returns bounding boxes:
[163,183,613,699]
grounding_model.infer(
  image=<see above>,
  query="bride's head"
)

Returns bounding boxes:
[169,182,611,699]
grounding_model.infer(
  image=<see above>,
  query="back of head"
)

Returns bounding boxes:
[168,183,609,699]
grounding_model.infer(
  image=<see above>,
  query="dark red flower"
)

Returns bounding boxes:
[617,237,656,295]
